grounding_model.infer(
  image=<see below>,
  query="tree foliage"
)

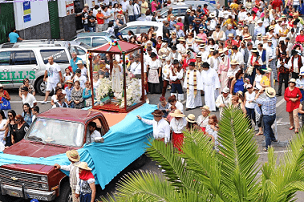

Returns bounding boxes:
[102,107,304,202]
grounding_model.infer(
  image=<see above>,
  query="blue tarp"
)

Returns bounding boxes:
[0,103,157,189]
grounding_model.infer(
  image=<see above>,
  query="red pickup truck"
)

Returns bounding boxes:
[0,108,148,202]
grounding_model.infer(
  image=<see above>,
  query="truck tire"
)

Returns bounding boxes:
[35,77,47,96]
[132,153,147,169]
[54,181,73,202]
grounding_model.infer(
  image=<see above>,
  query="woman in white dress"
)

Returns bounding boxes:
[147,52,162,94]
[0,110,7,146]
[111,60,122,93]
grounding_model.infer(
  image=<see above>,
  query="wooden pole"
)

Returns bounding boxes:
[140,46,145,101]
[89,52,94,108]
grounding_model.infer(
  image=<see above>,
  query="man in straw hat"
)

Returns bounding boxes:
[137,109,170,143]
[276,51,290,96]
[169,60,184,102]
[65,80,74,107]
[200,62,220,112]
[76,162,96,202]
[255,87,277,151]
[216,87,232,117]
[169,109,187,151]
[246,48,263,84]
[183,62,203,111]
[54,150,81,201]
[196,105,210,131]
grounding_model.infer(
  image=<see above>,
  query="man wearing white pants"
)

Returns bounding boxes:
[42,56,63,104]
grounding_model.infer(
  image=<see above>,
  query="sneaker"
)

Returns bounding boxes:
[263,148,268,152]
[41,101,48,104]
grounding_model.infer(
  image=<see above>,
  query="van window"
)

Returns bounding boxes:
[75,46,86,55]
[0,51,11,66]
[40,49,69,64]
[92,37,108,47]
[120,26,139,35]
[12,51,37,65]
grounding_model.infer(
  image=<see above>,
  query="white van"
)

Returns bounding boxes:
[0,46,71,95]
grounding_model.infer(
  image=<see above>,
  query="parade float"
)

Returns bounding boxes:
[0,41,156,202]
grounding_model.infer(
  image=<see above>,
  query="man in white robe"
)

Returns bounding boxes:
[183,62,203,110]
[200,62,221,112]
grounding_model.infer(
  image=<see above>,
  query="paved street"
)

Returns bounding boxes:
[4,86,304,201]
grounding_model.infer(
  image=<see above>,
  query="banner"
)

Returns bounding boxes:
[23,1,31,23]
[66,1,74,15]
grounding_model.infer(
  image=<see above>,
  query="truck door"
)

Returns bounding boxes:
[0,51,13,88]
[11,50,38,89]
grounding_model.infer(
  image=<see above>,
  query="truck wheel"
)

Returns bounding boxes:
[35,77,46,96]
[132,154,147,169]
[54,181,73,202]
[0,194,14,202]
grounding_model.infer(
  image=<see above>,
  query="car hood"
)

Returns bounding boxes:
[4,139,75,158]
[1,140,77,174]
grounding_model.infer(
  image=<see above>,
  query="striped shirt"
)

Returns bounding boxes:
[256,96,277,116]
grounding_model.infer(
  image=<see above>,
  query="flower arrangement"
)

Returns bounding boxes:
[96,78,112,103]
[114,77,142,108]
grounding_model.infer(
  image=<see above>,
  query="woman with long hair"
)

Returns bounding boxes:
[22,103,32,126]
[0,110,16,147]
[231,69,245,95]
[12,115,29,144]
[185,114,201,132]
[253,67,264,90]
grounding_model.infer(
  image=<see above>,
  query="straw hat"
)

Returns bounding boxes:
[186,114,196,123]
[200,105,210,111]
[65,80,73,84]
[178,37,186,42]
[169,109,185,117]
[76,60,83,65]
[265,87,276,98]
[264,68,272,73]
[76,162,92,171]
[152,109,163,117]
[66,150,80,162]
[222,87,230,93]
[269,26,275,31]
[230,59,239,65]
[289,78,296,83]
[228,33,234,38]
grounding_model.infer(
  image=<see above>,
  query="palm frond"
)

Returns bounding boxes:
[146,139,199,192]
[217,106,260,201]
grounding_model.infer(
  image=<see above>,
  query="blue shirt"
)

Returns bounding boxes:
[225,29,236,40]
[70,57,81,73]
[256,96,277,116]
[8,32,20,43]
[254,25,266,37]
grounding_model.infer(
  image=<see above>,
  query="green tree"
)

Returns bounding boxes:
[102,107,304,202]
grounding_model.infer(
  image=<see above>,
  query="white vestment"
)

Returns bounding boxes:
[201,68,220,111]
[183,70,203,109]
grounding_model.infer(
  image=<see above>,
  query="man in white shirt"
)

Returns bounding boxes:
[215,87,232,117]
[238,7,247,23]
[42,56,63,104]
[126,0,135,21]
[288,50,304,79]
[86,122,102,144]
[102,6,111,30]
[137,109,171,144]
[133,0,141,20]
[168,95,184,113]
[121,0,129,12]
[231,45,244,68]
[21,86,37,108]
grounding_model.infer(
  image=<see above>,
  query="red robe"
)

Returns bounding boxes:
[284,87,302,112]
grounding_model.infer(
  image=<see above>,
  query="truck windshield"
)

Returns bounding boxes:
[26,118,84,147]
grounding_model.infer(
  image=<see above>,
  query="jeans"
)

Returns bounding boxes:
[129,15,135,22]
[246,108,256,128]
[89,26,96,32]
[294,5,300,11]
[171,83,183,94]
[263,114,276,149]
[83,24,89,31]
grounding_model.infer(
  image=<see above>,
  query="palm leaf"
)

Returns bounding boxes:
[217,107,260,201]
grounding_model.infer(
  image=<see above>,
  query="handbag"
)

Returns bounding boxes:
[0,97,11,110]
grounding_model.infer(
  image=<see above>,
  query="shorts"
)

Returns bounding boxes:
[46,82,57,92]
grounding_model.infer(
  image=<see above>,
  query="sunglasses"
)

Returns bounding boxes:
[15,119,20,121]
[8,115,13,117]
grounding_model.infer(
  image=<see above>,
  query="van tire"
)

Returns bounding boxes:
[54,181,72,202]
[35,77,46,96]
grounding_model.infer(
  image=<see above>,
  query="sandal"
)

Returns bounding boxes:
[289,126,294,130]
[255,132,263,136]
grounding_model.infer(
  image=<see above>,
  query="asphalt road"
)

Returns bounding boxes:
[3,86,304,201]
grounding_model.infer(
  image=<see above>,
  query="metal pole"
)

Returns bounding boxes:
[89,52,94,108]
[123,52,127,111]
[140,47,145,101]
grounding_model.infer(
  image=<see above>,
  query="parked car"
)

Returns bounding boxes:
[0,46,71,95]
[0,106,153,202]
[73,33,110,47]
[1,40,91,63]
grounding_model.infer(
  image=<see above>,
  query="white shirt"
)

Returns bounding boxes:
[86,130,102,144]
[245,91,256,108]
[126,4,134,16]
[175,101,184,113]
[231,52,244,66]
[121,0,129,12]
[170,117,187,133]
[196,115,209,128]
[141,118,170,143]
[22,93,37,108]
[60,162,80,194]
[288,56,304,73]
[46,62,61,84]
[130,62,146,75]
[227,67,240,78]
[134,3,140,15]
[74,75,87,89]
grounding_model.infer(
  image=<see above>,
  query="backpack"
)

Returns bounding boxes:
[0,97,11,110]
